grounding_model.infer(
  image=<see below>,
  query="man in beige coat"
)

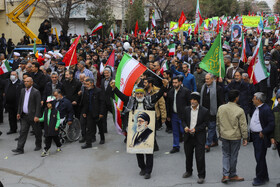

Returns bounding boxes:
[216,90,248,183]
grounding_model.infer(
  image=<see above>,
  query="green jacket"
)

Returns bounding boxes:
[217,102,248,140]
[273,105,280,142]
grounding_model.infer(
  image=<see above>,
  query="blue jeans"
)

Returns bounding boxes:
[221,138,241,177]
[171,113,183,149]
[206,121,218,146]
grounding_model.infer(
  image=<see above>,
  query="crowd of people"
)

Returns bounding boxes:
[0,26,280,186]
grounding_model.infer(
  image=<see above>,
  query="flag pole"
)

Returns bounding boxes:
[147,68,163,80]
[250,63,256,81]
[68,45,77,69]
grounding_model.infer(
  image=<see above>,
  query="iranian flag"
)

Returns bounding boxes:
[248,33,269,85]
[152,12,156,28]
[0,60,12,75]
[91,22,103,34]
[194,0,203,35]
[145,27,151,37]
[110,27,114,39]
[111,99,123,135]
[160,61,169,75]
[240,33,247,63]
[223,41,231,50]
[168,43,175,56]
[257,16,263,34]
[188,25,192,36]
[115,54,147,111]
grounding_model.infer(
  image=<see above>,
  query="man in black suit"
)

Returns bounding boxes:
[42,72,62,105]
[31,62,46,98]
[4,71,22,134]
[181,92,209,184]
[167,76,191,153]
[130,112,153,147]
[12,77,42,154]
[250,92,275,186]
[81,78,105,148]
[100,67,113,133]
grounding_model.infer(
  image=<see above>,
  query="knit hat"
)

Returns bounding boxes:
[190,92,201,102]
[137,112,150,125]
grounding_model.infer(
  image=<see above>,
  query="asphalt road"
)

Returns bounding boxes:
[0,113,279,187]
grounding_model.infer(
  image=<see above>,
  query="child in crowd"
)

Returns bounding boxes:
[39,96,62,157]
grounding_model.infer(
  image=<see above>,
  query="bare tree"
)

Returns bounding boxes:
[40,0,85,35]
[147,0,196,27]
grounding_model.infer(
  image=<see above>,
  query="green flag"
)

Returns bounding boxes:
[199,33,225,78]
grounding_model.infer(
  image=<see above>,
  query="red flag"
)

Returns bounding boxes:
[178,11,186,28]
[134,20,139,37]
[44,48,46,53]
[216,19,220,34]
[62,35,81,67]
[248,11,250,16]
[105,50,115,68]
[139,30,141,35]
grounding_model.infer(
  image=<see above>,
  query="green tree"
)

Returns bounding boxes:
[200,0,239,18]
[242,0,252,15]
[125,0,146,32]
[86,0,115,37]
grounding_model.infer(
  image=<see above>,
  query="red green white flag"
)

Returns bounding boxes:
[168,43,175,56]
[0,60,12,75]
[240,33,247,63]
[160,61,169,74]
[113,54,147,134]
[115,53,147,111]
[152,12,156,28]
[91,22,103,34]
[194,0,203,34]
[248,33,269,85]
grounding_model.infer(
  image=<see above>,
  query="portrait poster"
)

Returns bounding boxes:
[127,110,155,154]
[231,24,242,42]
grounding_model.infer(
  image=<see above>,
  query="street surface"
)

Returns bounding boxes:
[0,113,279,187]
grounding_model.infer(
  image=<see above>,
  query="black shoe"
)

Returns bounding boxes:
[34,147,41,151]
[81,144,92,149]
[92,137,96,143]
[139,170,145,176]
[182,172,192,178]
[167,129,172,134]
[197,178,204,184]
[7,131,17,135]
[0,131,2,136]
[169,147,179,154]
[99,140,105,144]
[79,137,86,143]
[12,149,24,154]
[124,137,127,143]
[144,173,151,179]
[154,146,159,152]
[15,137,19,141]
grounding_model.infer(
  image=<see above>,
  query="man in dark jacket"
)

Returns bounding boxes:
[225,71,255,118]
[53,89,74,125]
[181,92,209,184]
[61,70,81,118]
[201,73,224,152]
[31,62,46,98]
[81,78,105,148]
[42,72,62,105]
[250,92,275,186]
[4,71,22,134]
[167,76,191,153]
[100,67,113,133]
